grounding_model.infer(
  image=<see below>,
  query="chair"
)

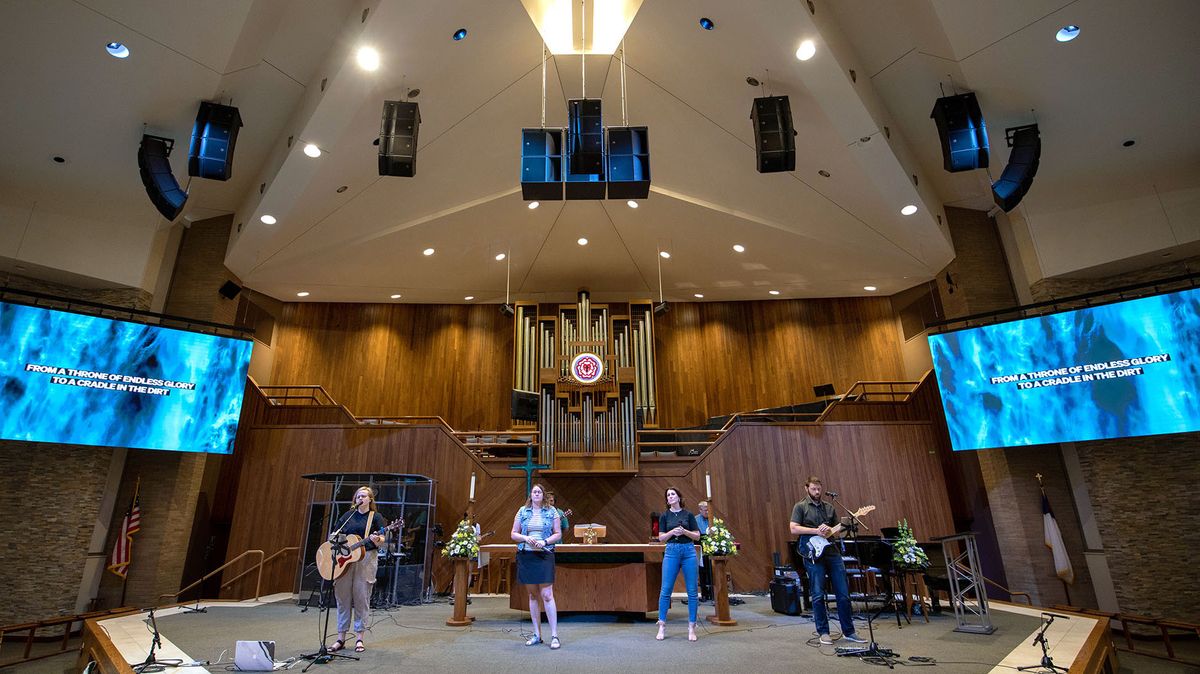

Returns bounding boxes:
[494,557,511,595]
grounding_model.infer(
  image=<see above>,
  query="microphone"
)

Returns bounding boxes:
[825,490,839,498]
[1042,612,1071,620]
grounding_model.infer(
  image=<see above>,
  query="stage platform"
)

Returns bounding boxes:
[80,594,1115,673]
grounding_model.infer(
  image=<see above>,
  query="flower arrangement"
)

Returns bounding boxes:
[700,517,739,557]
[891,519,930,570]
[441,519,479,558]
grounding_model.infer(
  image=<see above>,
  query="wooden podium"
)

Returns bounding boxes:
[573,524,607,544]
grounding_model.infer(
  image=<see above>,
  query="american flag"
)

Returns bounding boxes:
[107,488,142,578]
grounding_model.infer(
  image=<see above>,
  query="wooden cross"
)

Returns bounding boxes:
[508,443,550,496]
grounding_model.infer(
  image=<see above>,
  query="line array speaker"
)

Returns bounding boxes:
[137,135,188,221]
[379,101,421,177]
[188,102,243,181]
[991,125,1041,212]
[751,96,796,173]
[930,92,989,173]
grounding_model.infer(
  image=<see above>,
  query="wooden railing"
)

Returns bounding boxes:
[219,547,299,595]
[0,608,136,668]
[159,549,264,605]
[1051,604,1200,667]
[258,384,338,406]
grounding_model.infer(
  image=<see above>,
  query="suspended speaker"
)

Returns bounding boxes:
[606,126,650,199]
[188,102,243,181]
[567,99,604,174]
[137,135,187,221]
[930,92,989,173]
[751,96,796,173]
[218,280,242,300]
[379,101,421,177]
[991,125,1040,212]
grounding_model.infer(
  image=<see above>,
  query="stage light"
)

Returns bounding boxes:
[260,214,276,224]
[500,303,515,317]
[453,28,468,41]
[1056,25,1080,42]
[105,42,129,58]
[900,205,918,216]
[795,40,816,61]
[303,144,321,157]
[356,46,380,71]
[653,301,670,315]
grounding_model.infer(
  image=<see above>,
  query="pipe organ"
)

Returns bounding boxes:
[512,291,659,473]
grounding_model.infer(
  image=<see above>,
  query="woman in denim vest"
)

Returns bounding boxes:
[655,486,701,641]
[510,483,563,649]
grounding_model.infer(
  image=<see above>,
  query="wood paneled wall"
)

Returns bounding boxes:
[268,298,904,430]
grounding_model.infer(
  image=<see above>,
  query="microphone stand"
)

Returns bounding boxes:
[130,608,183,672]
[829,494,894,660]
[1017,613,1069,672]
[302,509,361,670]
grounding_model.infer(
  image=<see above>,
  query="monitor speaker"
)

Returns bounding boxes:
[991,125,1040,212]
[379,101,421,177]
[769,578,804,615]
[137,135,188,221]
[751,96,796,173]
[188,102,243,181]
[930,92,989,173]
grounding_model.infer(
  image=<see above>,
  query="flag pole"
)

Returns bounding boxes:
[118,477,140,607]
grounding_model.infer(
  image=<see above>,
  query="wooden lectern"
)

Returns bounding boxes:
[573,524,607,545]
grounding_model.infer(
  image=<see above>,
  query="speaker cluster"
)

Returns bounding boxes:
[930,92,1040,212]
[521,99,651,201]
[137,102,244,221]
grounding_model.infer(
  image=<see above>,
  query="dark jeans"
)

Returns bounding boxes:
[699,554,713,600]
[803,552,856,637]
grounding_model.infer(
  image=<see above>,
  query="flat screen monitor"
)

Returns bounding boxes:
[0,301,253,453]
[928,286,1200,450]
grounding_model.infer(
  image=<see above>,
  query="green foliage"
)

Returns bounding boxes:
[441,519,479,558]
[891,519,929,570]
[700,517,739,557]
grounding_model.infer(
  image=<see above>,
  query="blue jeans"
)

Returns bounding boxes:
[658,542,699,622]
[803,551,856,637]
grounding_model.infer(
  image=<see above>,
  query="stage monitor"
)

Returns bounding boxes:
[928,286,1200,451]
[0,301,253,454]
[511,389,539,422]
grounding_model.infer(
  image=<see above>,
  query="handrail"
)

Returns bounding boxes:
[259,384,338,406]
[160,550,264,604]
[0,607,136,666]
[220,547,299,593]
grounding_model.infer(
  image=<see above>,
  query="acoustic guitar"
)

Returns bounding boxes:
[797,505,876,561]
[316,516,403,581]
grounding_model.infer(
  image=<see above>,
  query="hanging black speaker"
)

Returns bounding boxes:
[606,126,650,199]
[930,92,989,173]
[188,102,243,181]
[991,125,1041,212]
[751,96,796,173]
[137,135,188,221]
[379,100,421,177]
[568,99,604,174]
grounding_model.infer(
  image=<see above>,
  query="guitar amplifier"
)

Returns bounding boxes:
[769,577,804,616]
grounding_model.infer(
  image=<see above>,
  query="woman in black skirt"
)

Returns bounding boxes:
[510,483,563,649]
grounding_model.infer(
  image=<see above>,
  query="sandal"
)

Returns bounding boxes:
[354,640,365,653]
[549,636,561,650]
[525,635,542,646]
[328,640,345,653]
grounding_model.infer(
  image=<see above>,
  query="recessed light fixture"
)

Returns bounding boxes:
[900,204,918,216]
[577,237,589,246]
[336,185,348,193]
[452,28,468,41]
[296,291,310,297]
[768,290,780,295]
[356,46,380,71]
[694,293,704,299]
[260,214,277,225]
[105,42,130,59]
[818,170,831,178]
[303,143,321,158]
[732,244,745,253]
[528,201,540,210]
[1056,25,1081,42]
[52,156,66,164]
[699,17,715,30]
[1122,139,1136,147]
[390,294,402,299]
[659,251,671,259]
[464,295,474,301]
[863,285,877,292]
[795,40,816,61]
[495,253,506,261]
[746,76,761,87]
[627,200,638,209]
[423,248,435,256]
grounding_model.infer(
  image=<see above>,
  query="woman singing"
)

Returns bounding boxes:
[510,483,563,650]
[330,486,387,654]
[655,486,701,642]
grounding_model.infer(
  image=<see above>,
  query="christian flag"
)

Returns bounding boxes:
[1041,488,1074,584]
[108,486,142,578]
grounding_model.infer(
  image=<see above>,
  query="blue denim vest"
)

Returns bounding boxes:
[517,506,557,551]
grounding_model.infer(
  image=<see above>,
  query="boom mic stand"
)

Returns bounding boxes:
[130,608,183,672]
[1017,613,1070,673]
[829,494,894,660]
[302,511,360,670]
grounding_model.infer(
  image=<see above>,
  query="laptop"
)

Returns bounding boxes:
[234,640,276,671]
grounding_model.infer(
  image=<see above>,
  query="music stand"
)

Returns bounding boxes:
[829,494,895,660]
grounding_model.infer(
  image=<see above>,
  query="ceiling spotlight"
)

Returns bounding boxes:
[900,204,918,216]
[732,244,745,253]
[105,42,130,59]
[577,237,589,246]
[1055,25,1080,42]
[260,214,277,225]
[296,291,310,297]
[795,40,816,61]
[336,185,348,193]
[356,46,381,71]
[863,286,877,292]
[452,28,468,41]
[528,201,540,210]
[423,248,435,256]
[768,290,780,295]
[464,295,475,301]
[1122,139,1136,148]
[52,156,66,164]
[818,170,831,178]
[495,253,506,261]
[659,251,671,259]
[699,17,715,31]
[390,294,402,299]
[694,293,704,299]
[746,76,760,87]
[627,200,639,208]
[303,143,321,158]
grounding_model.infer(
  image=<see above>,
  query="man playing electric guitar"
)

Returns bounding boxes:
[789,476,867,646]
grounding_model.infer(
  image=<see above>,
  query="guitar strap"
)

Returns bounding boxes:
[365,511,375,548]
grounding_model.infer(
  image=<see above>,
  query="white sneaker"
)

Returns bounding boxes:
[819,634,833,645]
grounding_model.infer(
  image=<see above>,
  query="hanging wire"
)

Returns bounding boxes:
[580,0,586,97]
[620,40,628,125]
[764,68,771,97]
[656,250,664,304]
[541,42,547,128]
[505,252,512,304]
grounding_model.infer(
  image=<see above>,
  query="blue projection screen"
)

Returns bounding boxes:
[929,286,1200,451]
[0,301,253,453]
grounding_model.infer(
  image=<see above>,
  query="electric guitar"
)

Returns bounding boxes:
[797,505,875,561]
[315,516,403,581]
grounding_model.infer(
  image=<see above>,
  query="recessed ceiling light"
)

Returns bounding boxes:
[732,244,745,253]
[528,201,540,209]
[768,290,780,295]
[818,170,831,178]
[303,143,321,158]
[577,237,589,246]
[260,214,277,225]
[356,46,380,71]
[464,295,474,301]
[423,248,435,256]
[105,42,130,59]
[795,40,816,61]
[699,17,715,31]
[336,185,348,193]
[660,251,671,259]
[452,28,468,41]
[746,76,761,87]
[51,156,66,164]
[296,291,310,297]
[900,204,918,216]
[1122,139,1136,147]
[390,294,402,299]
[1056,25,1080,42]
[863,286,877,292]
[495,253,506,261]
[627,200,639,208]
[694,293,704,299]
